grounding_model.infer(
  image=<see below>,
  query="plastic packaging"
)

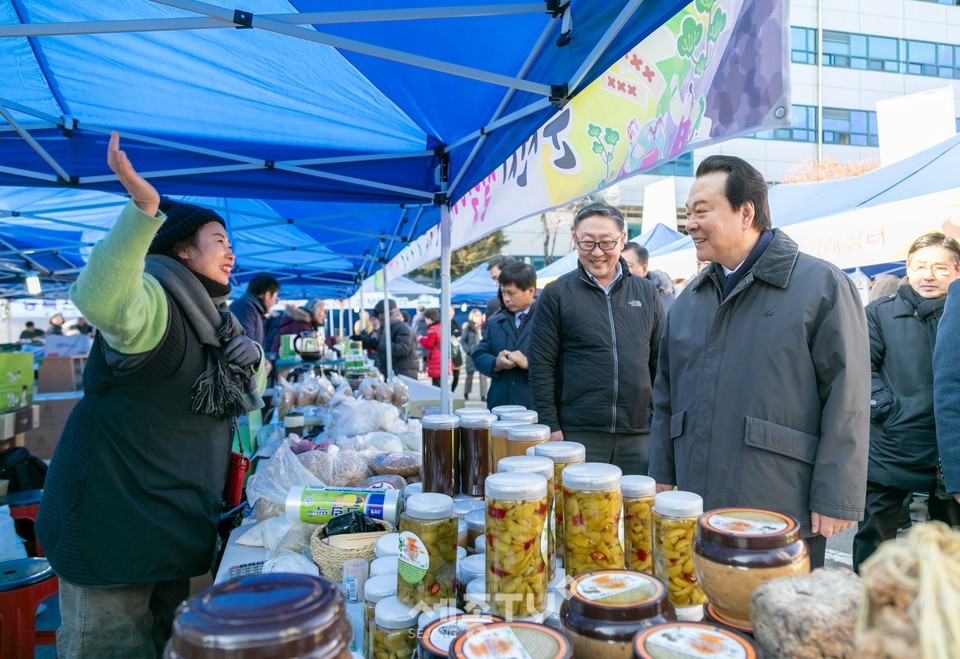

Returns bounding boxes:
[342,558,368,604]
[561,463,625,577]
[490,419,531,472]
[506,423,552,458]
[370,451,422,478]
[397,493,458,608]
[653,491,705,612]
[298,445,372,487]
[422,414,460,496]
[373,595,418,659]
[534,442,586,570]
[459,412,497,497]
[285,486,400,525]
[622,475,657,574]
[247,440,323,519]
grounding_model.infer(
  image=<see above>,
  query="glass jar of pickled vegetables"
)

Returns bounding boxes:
[464,508,485,556]
[561,463,625,577]
[490,419,530,472]
[418,614,503,659]
[422,414,460,496]
[460,413,497,497]
[507,423,552,458]
[560,569,675,659]
[499,409,538,423]
[373,595,418,659]
[491,405,527,418]
[653,491,705,613]
[534,442,586,570]
[364,575,397,658]
[632,622,760,659]
[397,493,458,608]
[484,472,549,618]
[497,455,556,582]
[449,621,574,659]
[622,476,656,574]
[458,554,486,610]
[458,518,468,550]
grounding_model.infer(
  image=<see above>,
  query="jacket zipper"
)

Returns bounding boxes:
[581,273,620,433]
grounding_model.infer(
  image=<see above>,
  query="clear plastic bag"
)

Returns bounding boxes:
[298,445,372,487]
[361,431,403,453]
[246,440,324,518]
[389,375,409,407]
[296,374,320,407]
[315,375,336,406]
[262,550,319,577]
[277,378,297,420]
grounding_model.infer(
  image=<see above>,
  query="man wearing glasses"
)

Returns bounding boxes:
[647,155,869,569]
[530,202,664,474]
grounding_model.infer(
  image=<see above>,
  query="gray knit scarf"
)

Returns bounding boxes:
[145,255,263,420]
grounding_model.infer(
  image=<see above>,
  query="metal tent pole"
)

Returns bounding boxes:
[439,204,452,414]
[339,302,344,342]
[383,279,393,379]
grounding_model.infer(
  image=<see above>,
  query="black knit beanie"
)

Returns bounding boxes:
[148,199,226,255]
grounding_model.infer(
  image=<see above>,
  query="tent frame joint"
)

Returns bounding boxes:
[57,175,80,188]
[264,159,275,169]
[545,0,568,17]
[60,116,77,138]
[233,9,254,28]
[550,83,569,104]
[433,192,449,206]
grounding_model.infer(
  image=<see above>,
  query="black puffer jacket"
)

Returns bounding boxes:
[530,259,663,434]
[363,320,419,379]
[867,285,945,491]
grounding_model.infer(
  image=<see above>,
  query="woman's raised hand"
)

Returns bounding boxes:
[107,131,159,216]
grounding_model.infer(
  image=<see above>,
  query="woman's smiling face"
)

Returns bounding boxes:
[178,222,235,285]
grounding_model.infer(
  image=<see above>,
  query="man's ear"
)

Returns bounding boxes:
[739,201,756,230]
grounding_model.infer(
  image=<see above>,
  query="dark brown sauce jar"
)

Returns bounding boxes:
[460,412,497,497]
[421,414,460,496]
[164,573,351,658]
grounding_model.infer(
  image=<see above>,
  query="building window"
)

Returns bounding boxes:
[822,108,879,146]
[904,39,959,78]
[792,26,817,65]
[751,105,818,142]
[649,152,694,177]
[822,30,899,72]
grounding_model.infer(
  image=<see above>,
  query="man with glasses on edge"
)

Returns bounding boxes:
[530,202,664,474]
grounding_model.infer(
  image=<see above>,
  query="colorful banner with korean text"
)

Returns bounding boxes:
[386,0,788,278]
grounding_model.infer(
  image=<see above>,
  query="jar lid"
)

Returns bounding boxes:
[455,408,491,418]
[497,455,554,481]
[454,498,485,519]
[168,573,351,657]
[459,554,486,584]
[370,556,399,577]
[459,518,467,537]
[507,424,552,441]
[418,606,464,631]
[653,491,703,517]
[464,508,486,530]
[403,482,423,500]
[375,595,419,629]
[422,414,460,430]
[622,475,657,498]
[406,492,455,520]
[450,621,573,659]
[561,463,622,492]
[364,574,398,602]
[499,409,538,423]
[457,546,467,563]
[484,472,548,501]
[460,413,497,429]
[474,536,486,553]
[465,577,487,597]
[534,441,586,464]
[375,533,400,558]
[420,614,504,659]
[491,419,532,435]
[698,508,802,550]
[491,405,527,416]
[633,622,759,658]
[565,570,670,624]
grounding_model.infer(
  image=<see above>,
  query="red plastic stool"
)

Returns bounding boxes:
[0,558,58,659]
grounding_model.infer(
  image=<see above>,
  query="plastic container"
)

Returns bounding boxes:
[449,621,573,659]
[455,408,491,419]
[364,575,397,658]
[464,507,485,556]
[460,413,497,497]
[499,409,538,423]
[485,472,549,617]
[473,536,485,554]
[560,569,675,659]
[534,442,586,570]
[373,596,418,659]
[283,412,305,437]
[401,482,422,505]
[622,476,656,574]
[418,614,503,659]
[458,518,468,550]
[397,493,457,607]
[490,419,531,472]
[506,423,552,458]
[653,491,705,612]
[375,532,400,559]
[561,463,625,577]
[165,573,351,659]
[498,455,557,582]
[453,498,485,520]
[421,414,460,496]
[632,621,760,658]
[464,577,491,613]
[693,508,809,627]
[370,556,399,578]
[491,405,527,418]
[458,553,486,609]
[342,558,368,603]
[285,486,400,525]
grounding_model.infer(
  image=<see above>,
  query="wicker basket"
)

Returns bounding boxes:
[310,518,396,581]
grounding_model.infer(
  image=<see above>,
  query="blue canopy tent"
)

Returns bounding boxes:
[450,262,496,304]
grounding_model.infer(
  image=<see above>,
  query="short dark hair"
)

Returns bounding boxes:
[246,275,280,297]
[695,155,771,232]
[424,308,440,322]
[497,261,537,291]
[488,255,517,272]
[908,232,960,263]
[573,202,625,232]
[24,321,34,328]
[622,242,649,266]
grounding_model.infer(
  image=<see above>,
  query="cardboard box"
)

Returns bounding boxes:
[38,356,86,393]
[0,352,35,412]
[23,392,82,460]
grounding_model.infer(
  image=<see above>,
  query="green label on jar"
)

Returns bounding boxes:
[398,531,429,584]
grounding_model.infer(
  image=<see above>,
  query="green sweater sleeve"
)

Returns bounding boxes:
[70,201,169,355]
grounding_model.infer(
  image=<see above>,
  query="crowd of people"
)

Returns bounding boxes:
[18,315,95,341]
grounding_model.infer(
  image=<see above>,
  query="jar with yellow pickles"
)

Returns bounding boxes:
[534,441,586,570]
[373,595,418,659]
[397,493,458,608]
[506,423,552,458]
[622,476,656,574]
[484,471,549,618]
[498,455,557,582]
[490,419,530,471]
[652,491,705,614]
[562,463,625,578]
[365,574,398,658]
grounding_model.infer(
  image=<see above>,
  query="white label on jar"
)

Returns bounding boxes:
[428,616,490,653]
[644,626,747,658]
[576,572,656,603]
[398,531,429,584]
[710,512,787,535]
[460,626,547,659]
